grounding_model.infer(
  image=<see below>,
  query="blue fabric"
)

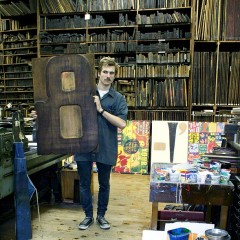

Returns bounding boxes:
[14,142,32,240]
[77,161,112,217]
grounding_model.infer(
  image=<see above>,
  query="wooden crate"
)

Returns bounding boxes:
[61,169,94,203]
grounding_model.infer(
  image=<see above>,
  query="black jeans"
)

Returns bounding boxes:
[76,161,112,218]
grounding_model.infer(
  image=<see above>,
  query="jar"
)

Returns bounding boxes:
[188,170,197,183]
[180,171,190,183]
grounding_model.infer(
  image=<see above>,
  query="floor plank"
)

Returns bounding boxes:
[0,172,161,240]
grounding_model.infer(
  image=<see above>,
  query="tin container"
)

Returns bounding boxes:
[205,228,231,240]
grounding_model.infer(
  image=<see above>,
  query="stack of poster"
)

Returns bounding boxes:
[188,122,225,163]
[150,121,225,165]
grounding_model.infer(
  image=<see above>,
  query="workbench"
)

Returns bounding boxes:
[0,149,71,199]
[150,170,234,230]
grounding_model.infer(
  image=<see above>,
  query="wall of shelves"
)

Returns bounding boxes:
[0,0,239,121]
[36,2,192,120]
[191,0,240,122]
[0,1,37,110]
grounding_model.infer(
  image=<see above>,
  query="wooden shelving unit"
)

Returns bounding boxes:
[0,0,239,121]
[0,1,37,110]
[36,0,192,121]
[191,0,240,122]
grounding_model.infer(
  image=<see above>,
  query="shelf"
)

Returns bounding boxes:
[4,70,32,73]
[2,62,32,66]
[201,153,240,160]
[136,61,190,65]
[40,27,87,31]
[88,40,136,44]
[5,79,32,82]
[138,23,191,28]
[4,38,37,42]
[4,91,33,93]
[39,42,86,45]
[87,9,137,13]
[5,85,32,87]
[128,105,189,110]
[1,28,37,33]
[3,97,33,100]
[3,46,37,50]
[0,2,37,108]
[138,7,191,11]
[39,13,86,17]
[88,25,137,30]
[4,53,37,56]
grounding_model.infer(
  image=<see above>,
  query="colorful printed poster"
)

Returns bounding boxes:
[188,122,200,133]
[207,132,216,152]
[199,132,208,144]
[216,122,225,134]
[215,132,223,147]
[209,122,217,132]
[115,120,150,174]
[189,143,199,154]
[188,132,200,144]
[188,152,200,163]
[187,122,225,163]
[199,122,209,132]
[198,144,207,155]
[116,121,225,171]
[151,121,189,164]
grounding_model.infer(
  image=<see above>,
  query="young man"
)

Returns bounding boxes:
[75,57,128,230]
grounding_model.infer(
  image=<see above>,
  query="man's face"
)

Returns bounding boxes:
[98,65,116,86]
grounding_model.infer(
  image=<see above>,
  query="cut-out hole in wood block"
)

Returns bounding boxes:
[61,72,76,92]
[60,105,83,139]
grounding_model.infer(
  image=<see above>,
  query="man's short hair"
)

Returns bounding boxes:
[98,57,119,75]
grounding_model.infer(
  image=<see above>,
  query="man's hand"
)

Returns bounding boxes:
[93,96,103,113]
[29,110,37,119]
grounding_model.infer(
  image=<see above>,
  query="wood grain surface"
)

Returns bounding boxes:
[0,173,166,240]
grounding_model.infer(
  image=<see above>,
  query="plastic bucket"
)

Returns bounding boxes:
[167,227,191,240]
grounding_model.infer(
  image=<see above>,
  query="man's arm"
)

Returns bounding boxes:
[100,110,126,129]
[93,95,127,129]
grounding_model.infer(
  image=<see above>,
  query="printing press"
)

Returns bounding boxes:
[0,106,70,200]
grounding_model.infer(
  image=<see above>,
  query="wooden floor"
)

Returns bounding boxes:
[0,172,162,240]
